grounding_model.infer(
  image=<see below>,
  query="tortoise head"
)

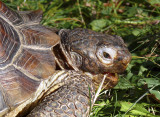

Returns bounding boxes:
[59,28,131,75]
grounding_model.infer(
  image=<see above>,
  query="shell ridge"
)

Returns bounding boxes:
[0,17,20,67]
[0,1,23,25]
[19,9,43,24]
[0,65,40,113]
[19,25,60,48]
[13,47,56,80]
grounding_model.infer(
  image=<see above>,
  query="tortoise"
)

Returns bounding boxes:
[0,1,131,117]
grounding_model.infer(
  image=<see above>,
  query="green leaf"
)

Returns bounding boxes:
[126,7,137,17]
[138,65,147,76]
[146,0,160,5]
[132,29,141,36]
[101,7,112,15]
[150,89,160,100]
[119,101,154,116]
[126,72,133,80]
[131,105,150,115]
[120,101,132,111]
[114,77,134,89]
[90,19,111,31]
[138,78,160,88]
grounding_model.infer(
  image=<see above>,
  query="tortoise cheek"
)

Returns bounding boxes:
[81,58,99,74]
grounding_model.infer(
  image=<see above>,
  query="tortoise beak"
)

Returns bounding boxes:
[92,73,119,90]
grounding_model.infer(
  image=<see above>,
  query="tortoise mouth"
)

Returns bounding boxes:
[92,72,119,90]
[102,72,119,89]
[106,72,118,79]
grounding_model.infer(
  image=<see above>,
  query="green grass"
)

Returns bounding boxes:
[2,0,160,116]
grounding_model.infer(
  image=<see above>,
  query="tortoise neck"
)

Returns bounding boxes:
[53,43,76,70]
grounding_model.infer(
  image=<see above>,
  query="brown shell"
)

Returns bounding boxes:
[0,1,60,115]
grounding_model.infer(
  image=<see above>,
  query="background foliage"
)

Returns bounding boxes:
[2,0,160,116]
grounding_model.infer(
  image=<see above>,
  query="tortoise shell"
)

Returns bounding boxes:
[0,1,61,116]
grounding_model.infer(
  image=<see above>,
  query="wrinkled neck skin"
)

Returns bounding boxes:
[53,28,131,90]
[52,42,79,71]
[53,29,82,71]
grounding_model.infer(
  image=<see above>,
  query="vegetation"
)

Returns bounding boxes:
[2,0,160,116]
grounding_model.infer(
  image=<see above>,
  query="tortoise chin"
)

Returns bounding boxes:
[92,72,119,90]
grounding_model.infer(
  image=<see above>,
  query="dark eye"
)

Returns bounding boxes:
[103,52,111,59]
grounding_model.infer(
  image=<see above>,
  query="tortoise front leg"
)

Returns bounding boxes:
[27,72,95,117]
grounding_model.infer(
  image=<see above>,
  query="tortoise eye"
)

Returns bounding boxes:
[103,52,111,59]
[96,46,117,65]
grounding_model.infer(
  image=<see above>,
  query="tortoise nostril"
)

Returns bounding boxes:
[117,57,123,61]
[122,56,131,65]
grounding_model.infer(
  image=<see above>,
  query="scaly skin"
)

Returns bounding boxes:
[27,71,95,117]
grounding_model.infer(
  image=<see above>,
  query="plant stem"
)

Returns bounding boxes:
[77,0,86,28]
